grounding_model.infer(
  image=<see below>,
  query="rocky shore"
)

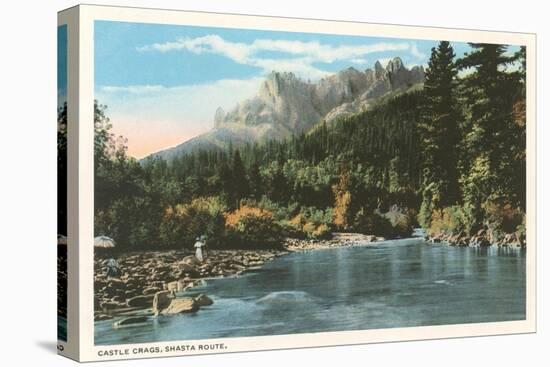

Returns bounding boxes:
[94,249,287,322]
[94,233,383,325]
[425,228,525,248]
[284,232,384,251]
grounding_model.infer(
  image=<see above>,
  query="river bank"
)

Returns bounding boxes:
[425,229,525,248]
[94,233,384,323]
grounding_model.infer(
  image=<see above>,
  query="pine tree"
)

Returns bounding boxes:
[231,149,249,204]
[248,162,263,200]
[418,41,460,227]
[458,43,520,218]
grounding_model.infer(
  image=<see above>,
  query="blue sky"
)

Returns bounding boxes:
[93,20,517,158]
[58,25,67,107]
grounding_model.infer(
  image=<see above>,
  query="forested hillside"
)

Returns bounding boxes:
[91,42,526,251]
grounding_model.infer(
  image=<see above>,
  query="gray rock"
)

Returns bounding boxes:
[144,60,424,162]
[142,286,161,295]
[152,290,172,315]
[160,297,199,315]
[94,314,113,321]
[194,294,214,307]
[99,301,119,310]
[126,295,154,308]
[113,316,148,328]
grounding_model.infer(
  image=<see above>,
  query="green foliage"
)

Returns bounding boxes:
[332,172,353,230]
[224,205,284,248]
[482,201,524,236]
[419,41,461,211]
[418,189,434,229]
[288,207,334,239]
[428,206,468,236]
[93,42,526,249]
[159,197,226,249]
[353,208,394,238]
[458,43,525,211]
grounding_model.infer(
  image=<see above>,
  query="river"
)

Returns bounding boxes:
[95,238,526,345]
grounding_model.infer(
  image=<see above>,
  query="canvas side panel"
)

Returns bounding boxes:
[57,22,68,344]
[57,6,80,361]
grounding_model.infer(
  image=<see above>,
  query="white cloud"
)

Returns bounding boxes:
[350,58,369,65]
[138,35,424,79]
[410,42,427,59]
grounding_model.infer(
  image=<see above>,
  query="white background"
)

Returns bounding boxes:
[0,0,547,365]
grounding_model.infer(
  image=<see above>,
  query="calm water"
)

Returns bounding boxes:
[95,238,526,345]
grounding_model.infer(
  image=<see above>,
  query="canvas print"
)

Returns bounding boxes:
[92,20,527,346]
[57,23,68,343]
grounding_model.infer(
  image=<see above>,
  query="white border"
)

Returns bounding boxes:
[62,4,536,362]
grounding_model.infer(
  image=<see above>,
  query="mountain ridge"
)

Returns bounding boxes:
[145,57,424,161]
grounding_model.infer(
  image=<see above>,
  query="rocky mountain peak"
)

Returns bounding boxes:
[213,59,424,132]
[258,71,307,103]
[154,59,425,161]
[386,57,405,73]
[374,60,386,79]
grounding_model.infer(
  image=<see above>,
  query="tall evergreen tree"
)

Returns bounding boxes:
[231,149,249,204]
[458,43,521,223]
[418,41,460,227]
[248,161,263,200]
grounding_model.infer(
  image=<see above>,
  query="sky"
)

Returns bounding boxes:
[93,20,517,159]
[58,25,67,108]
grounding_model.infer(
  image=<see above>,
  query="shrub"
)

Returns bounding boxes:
[159,196,226,249]
[312,223,332,239]
[353,208,394,237]
[241,196,299,222]
[225,205,284,248]
[418,196,434,229]
[482,201,524,234]
[277,219,303,238]
[428,205,467,236]
[288,209,333,240]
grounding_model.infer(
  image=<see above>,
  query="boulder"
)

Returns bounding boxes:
[126,295,154,308]
[177,261,197,274]
[160,297,199,315]
[142,286,161,295]
[152,290,172,315]
[94,314,113,321]
[166,281,179,292]
[100,301,119,310]
[181,255,201,267]
[113,316,148,328]
[194,294,214,307]
[111,295,125,303]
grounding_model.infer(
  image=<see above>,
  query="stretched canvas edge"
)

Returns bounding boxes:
[66,4,536,362]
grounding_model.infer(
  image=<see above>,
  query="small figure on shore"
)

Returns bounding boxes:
[106,257,119,278]
[194,237,205,262]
